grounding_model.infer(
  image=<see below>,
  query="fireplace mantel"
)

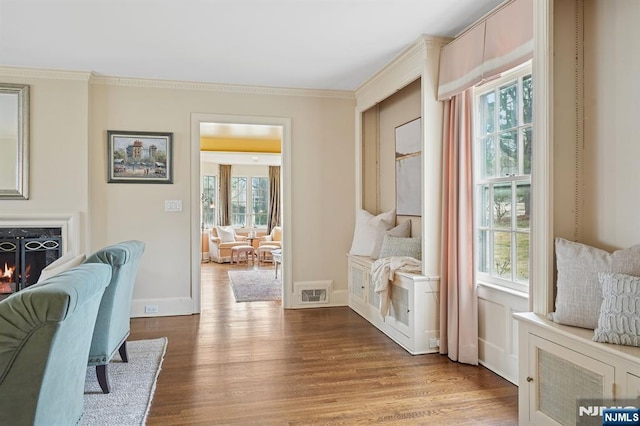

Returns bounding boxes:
[0,213,80,254]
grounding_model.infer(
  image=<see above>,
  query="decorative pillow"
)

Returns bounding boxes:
[379,235,422,260]
[593,272,640,347]
[216,226,236,243]
[371,220,411,260]
[348,209,395,256]
[37,252,86,283]
[549,238,640,329]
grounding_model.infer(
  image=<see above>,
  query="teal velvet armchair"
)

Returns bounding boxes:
[84,240,145,394]
[0,263,112,426]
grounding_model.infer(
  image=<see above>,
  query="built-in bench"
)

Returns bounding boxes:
[515,312,640,425]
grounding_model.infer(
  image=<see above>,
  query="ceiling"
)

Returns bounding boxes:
[0,0,504,91]
[200,123,282,165]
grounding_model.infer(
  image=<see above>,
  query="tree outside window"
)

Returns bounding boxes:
[252,177,268,227]
[202,175,217,228]
[231,177,247,227]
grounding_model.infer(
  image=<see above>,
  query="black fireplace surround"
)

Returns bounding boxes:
[0,227,62,295]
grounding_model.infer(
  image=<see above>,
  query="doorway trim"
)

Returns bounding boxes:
[190,113,292,312]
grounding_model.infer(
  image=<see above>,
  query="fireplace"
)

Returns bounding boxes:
[0,228,62,296]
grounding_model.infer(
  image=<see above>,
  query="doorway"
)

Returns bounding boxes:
[190,113,292,312]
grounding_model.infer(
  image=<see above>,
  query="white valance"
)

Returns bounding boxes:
[437,0,533,101]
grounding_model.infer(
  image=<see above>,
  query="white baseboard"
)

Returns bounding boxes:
[131,297,194,318]
[132,290,349,315]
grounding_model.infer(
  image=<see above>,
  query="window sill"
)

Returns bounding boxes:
[477,281,529,300]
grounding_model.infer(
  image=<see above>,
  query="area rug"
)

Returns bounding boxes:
[229,270,282,302]
[83,337,167,426]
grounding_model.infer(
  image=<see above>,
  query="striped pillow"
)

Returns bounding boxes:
[593,272,640,347]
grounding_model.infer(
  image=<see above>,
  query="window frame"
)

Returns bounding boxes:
[473,64,533,294]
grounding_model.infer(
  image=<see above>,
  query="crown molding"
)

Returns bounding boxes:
[0,65,355,98]
[0,66,92,81]
[355,35,449,110]
[89,74,355,99]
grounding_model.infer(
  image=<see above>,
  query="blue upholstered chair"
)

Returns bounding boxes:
[84,240,145,394]
[0,263,112,426]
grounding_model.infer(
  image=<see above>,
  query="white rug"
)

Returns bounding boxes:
[83,337,167,425]
[228,269,282,302]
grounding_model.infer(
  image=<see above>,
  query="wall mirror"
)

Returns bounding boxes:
[0,83,29,199]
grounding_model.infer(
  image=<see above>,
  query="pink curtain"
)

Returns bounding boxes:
[267,166,281,233]
[439,88,478,365]
[219,164,232,226]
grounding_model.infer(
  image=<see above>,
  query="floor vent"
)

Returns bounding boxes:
[301,289,327,303]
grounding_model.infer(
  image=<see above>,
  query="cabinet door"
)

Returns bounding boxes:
[527,334,615,426]
[384,278,412,338]
[348,261,367,306]
[626,373,640,399]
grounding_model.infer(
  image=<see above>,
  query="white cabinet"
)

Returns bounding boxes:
[515,312,640,425]
[347,254,440,355]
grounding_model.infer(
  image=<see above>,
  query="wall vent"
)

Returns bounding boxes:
[294,280,332,305]
[301,289,327,303]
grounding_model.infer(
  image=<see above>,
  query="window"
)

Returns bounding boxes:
[202,175,217,228]
[231,177,247,227]
[231,175,269,228]
[474,66,532,292]
[252,177,269,227]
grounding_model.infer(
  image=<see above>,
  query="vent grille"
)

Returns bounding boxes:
[301,289,327,303]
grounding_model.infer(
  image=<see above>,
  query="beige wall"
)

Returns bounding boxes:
[553,0,640,250]
[361,78,423,237]
[361,105,379,213]
[378,78,422,237]
[0,71,90,254]
[553,0,582,243]
[0,69,355,315]
[88,81,355,314]
[581,0,640,250]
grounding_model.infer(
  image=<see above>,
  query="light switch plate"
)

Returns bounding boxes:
[164,200,182,212]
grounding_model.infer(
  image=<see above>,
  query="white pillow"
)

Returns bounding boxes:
[549,238,640,329]
[216,226,236,243]
[37,252,86,283]
[349,209,395,257]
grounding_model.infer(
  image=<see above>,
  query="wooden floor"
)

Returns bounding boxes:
[130,261,518,425]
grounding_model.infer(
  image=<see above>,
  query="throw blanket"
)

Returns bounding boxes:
[371,256,422,317]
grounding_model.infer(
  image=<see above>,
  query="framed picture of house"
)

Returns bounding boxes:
[107,130,173,184]
[395,117,422,216]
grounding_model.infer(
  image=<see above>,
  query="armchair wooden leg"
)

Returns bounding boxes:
[118,341,128,363]
[96,365,110,394]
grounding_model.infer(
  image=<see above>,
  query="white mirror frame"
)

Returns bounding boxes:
[0,83,29,199]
